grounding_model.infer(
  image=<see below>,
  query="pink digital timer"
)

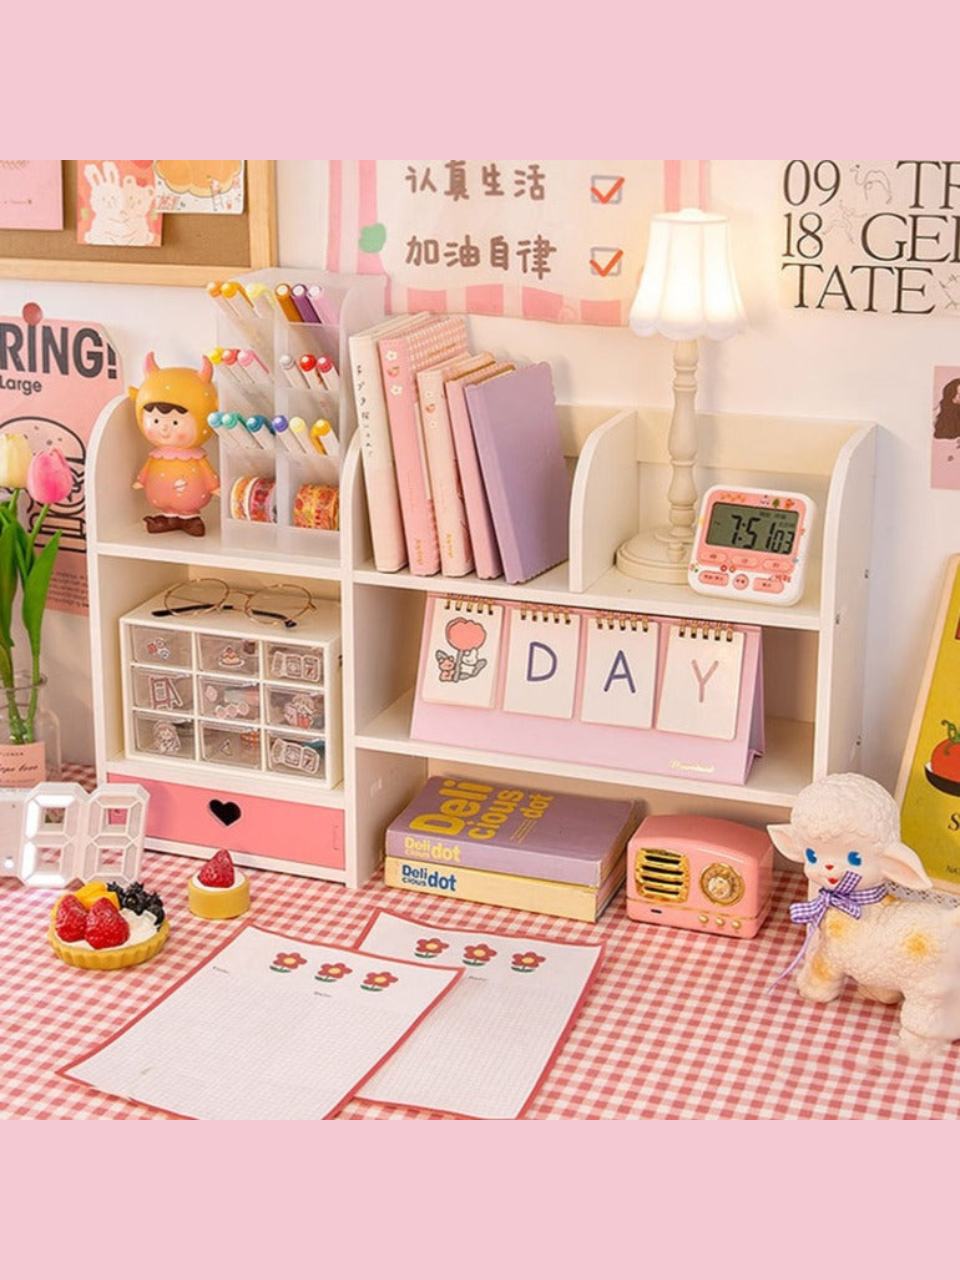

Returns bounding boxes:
[687,484,817,606]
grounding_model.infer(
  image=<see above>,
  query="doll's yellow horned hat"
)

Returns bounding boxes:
[129,353,218,445]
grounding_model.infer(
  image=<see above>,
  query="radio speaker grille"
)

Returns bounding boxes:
[634,848,690,902]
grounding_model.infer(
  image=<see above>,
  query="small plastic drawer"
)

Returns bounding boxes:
[200,721,262,770]
[132,711,195,760]
[266,729,325,779]
[197,674,260,722]
[197,632,260,677]
[265,684,324,731]
[264,641,324,686]
[129,624,192,668]
[131,666,194,714]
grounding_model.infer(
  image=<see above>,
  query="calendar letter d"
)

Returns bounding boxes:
[526,641,558,683]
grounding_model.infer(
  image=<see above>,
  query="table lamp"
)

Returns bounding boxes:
[616,207,746,584]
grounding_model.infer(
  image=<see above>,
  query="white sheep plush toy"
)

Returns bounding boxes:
[768,772,960,1059]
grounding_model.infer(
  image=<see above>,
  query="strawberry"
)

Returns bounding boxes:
[198,848,235,888]
[54,894,88,942]
[84,897,130,950]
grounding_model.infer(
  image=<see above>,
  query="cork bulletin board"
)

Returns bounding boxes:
[0,160,277,286]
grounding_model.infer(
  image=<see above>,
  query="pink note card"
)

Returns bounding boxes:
[0,161,63,230]
[76,161,162,247]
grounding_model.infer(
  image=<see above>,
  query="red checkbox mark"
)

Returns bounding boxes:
[591,176,625,204]
[590,249,623,277]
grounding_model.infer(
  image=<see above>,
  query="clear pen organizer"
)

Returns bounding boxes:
[216,426,341,559]
[121,590,342,788]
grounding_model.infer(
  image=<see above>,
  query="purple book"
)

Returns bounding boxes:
[464,362,571,584]
[385,776,637,887]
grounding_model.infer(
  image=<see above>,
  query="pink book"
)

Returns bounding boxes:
[378,316,469,576]
[464,362,571,585]
[445,362,514,580]
[417,353,495,577]
[385,774,637,887]
[349,313,432,572]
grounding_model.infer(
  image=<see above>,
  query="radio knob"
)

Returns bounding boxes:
[731,919,742,929]
[698,913,709,925]
[715,916,726,927]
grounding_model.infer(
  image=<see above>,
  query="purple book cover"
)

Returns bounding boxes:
[464,362,571,584]
[385,776,637,887]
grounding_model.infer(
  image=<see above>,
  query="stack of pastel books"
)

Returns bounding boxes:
[348,315,571,585]
[383,775,638,922]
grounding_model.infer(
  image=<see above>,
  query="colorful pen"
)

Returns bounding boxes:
[220,281,254,316]
[288,416,313,454]
[279,353,309,389]
[311,418,340,459]
[307,283,339,325]
[290,283,323,325]
[315,354,340,394]
[273,283,303,324]
[270,414,303,456]
[245,281,278,320]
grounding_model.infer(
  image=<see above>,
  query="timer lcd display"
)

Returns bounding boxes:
[705,503,800,555]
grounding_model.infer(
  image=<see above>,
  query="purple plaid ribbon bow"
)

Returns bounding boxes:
[768,870,888,992]
[789,870,888,927]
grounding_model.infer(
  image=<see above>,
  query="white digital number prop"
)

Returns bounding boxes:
[0,783,150,888]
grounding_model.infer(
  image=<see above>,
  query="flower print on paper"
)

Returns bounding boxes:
[414,937,449,959]
[270,951,308,973]
[511,951,546,973]
[463,943,497,967]
[315,962,352,983]
[361,971,399,992]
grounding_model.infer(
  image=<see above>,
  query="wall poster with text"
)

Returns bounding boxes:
[0,304,122,615]
[325,160,709,326]
[780,159,960,315]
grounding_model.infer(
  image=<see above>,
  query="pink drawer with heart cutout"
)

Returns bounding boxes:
[107,773,344,871]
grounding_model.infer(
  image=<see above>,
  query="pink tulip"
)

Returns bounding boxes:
[26,448,72,505]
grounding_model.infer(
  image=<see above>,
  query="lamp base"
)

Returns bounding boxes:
[616,528,691,585]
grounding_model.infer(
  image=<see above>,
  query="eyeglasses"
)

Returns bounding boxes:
[151,579,315,629]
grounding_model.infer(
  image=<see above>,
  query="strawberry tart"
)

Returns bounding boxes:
[188,848,250,920]
[49,881,169,971]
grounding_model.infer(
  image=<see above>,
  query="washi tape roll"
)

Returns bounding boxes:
[294,484,339,530]
[230,474,276,523]
[230,475,254,520]
[247,476,277,524]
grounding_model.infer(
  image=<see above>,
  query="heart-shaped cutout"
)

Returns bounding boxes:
[209,799,241,827]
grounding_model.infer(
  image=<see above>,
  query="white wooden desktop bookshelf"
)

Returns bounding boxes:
[85,271,877,889]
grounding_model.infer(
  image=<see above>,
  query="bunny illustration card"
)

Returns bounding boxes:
[418,595,505,708]
[76,161,162,247]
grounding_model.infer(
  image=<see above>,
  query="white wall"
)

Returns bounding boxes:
[0,159,951,788]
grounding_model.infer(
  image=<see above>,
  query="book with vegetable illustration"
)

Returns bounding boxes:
[897,553,960,890]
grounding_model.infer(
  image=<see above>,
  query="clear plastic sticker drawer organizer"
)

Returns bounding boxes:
[120,580,342,789]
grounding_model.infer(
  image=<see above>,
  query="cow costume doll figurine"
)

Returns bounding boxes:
[130,353,219,536]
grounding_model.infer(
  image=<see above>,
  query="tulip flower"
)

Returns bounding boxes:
[0,442,65,744]
[26,448,72,506]
[0,434,33,489]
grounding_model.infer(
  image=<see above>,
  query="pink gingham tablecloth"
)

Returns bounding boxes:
[3,766,960,1120]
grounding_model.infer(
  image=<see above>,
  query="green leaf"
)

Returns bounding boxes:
[0,521,17,649]
[21,530,60,655]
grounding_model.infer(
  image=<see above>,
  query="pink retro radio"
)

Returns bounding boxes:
[626,815,774,937]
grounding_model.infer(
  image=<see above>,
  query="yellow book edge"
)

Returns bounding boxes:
[384,857,624,923]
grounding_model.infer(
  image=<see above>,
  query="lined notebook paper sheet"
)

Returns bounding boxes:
[61,926,460,1121]
[356,910,603,1119]
[655,624,745,740]
[419,597,505,708]
[502,607,581,719]
[579,614,659,729]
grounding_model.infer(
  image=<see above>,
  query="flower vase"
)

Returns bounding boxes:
[0,674,61,787]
